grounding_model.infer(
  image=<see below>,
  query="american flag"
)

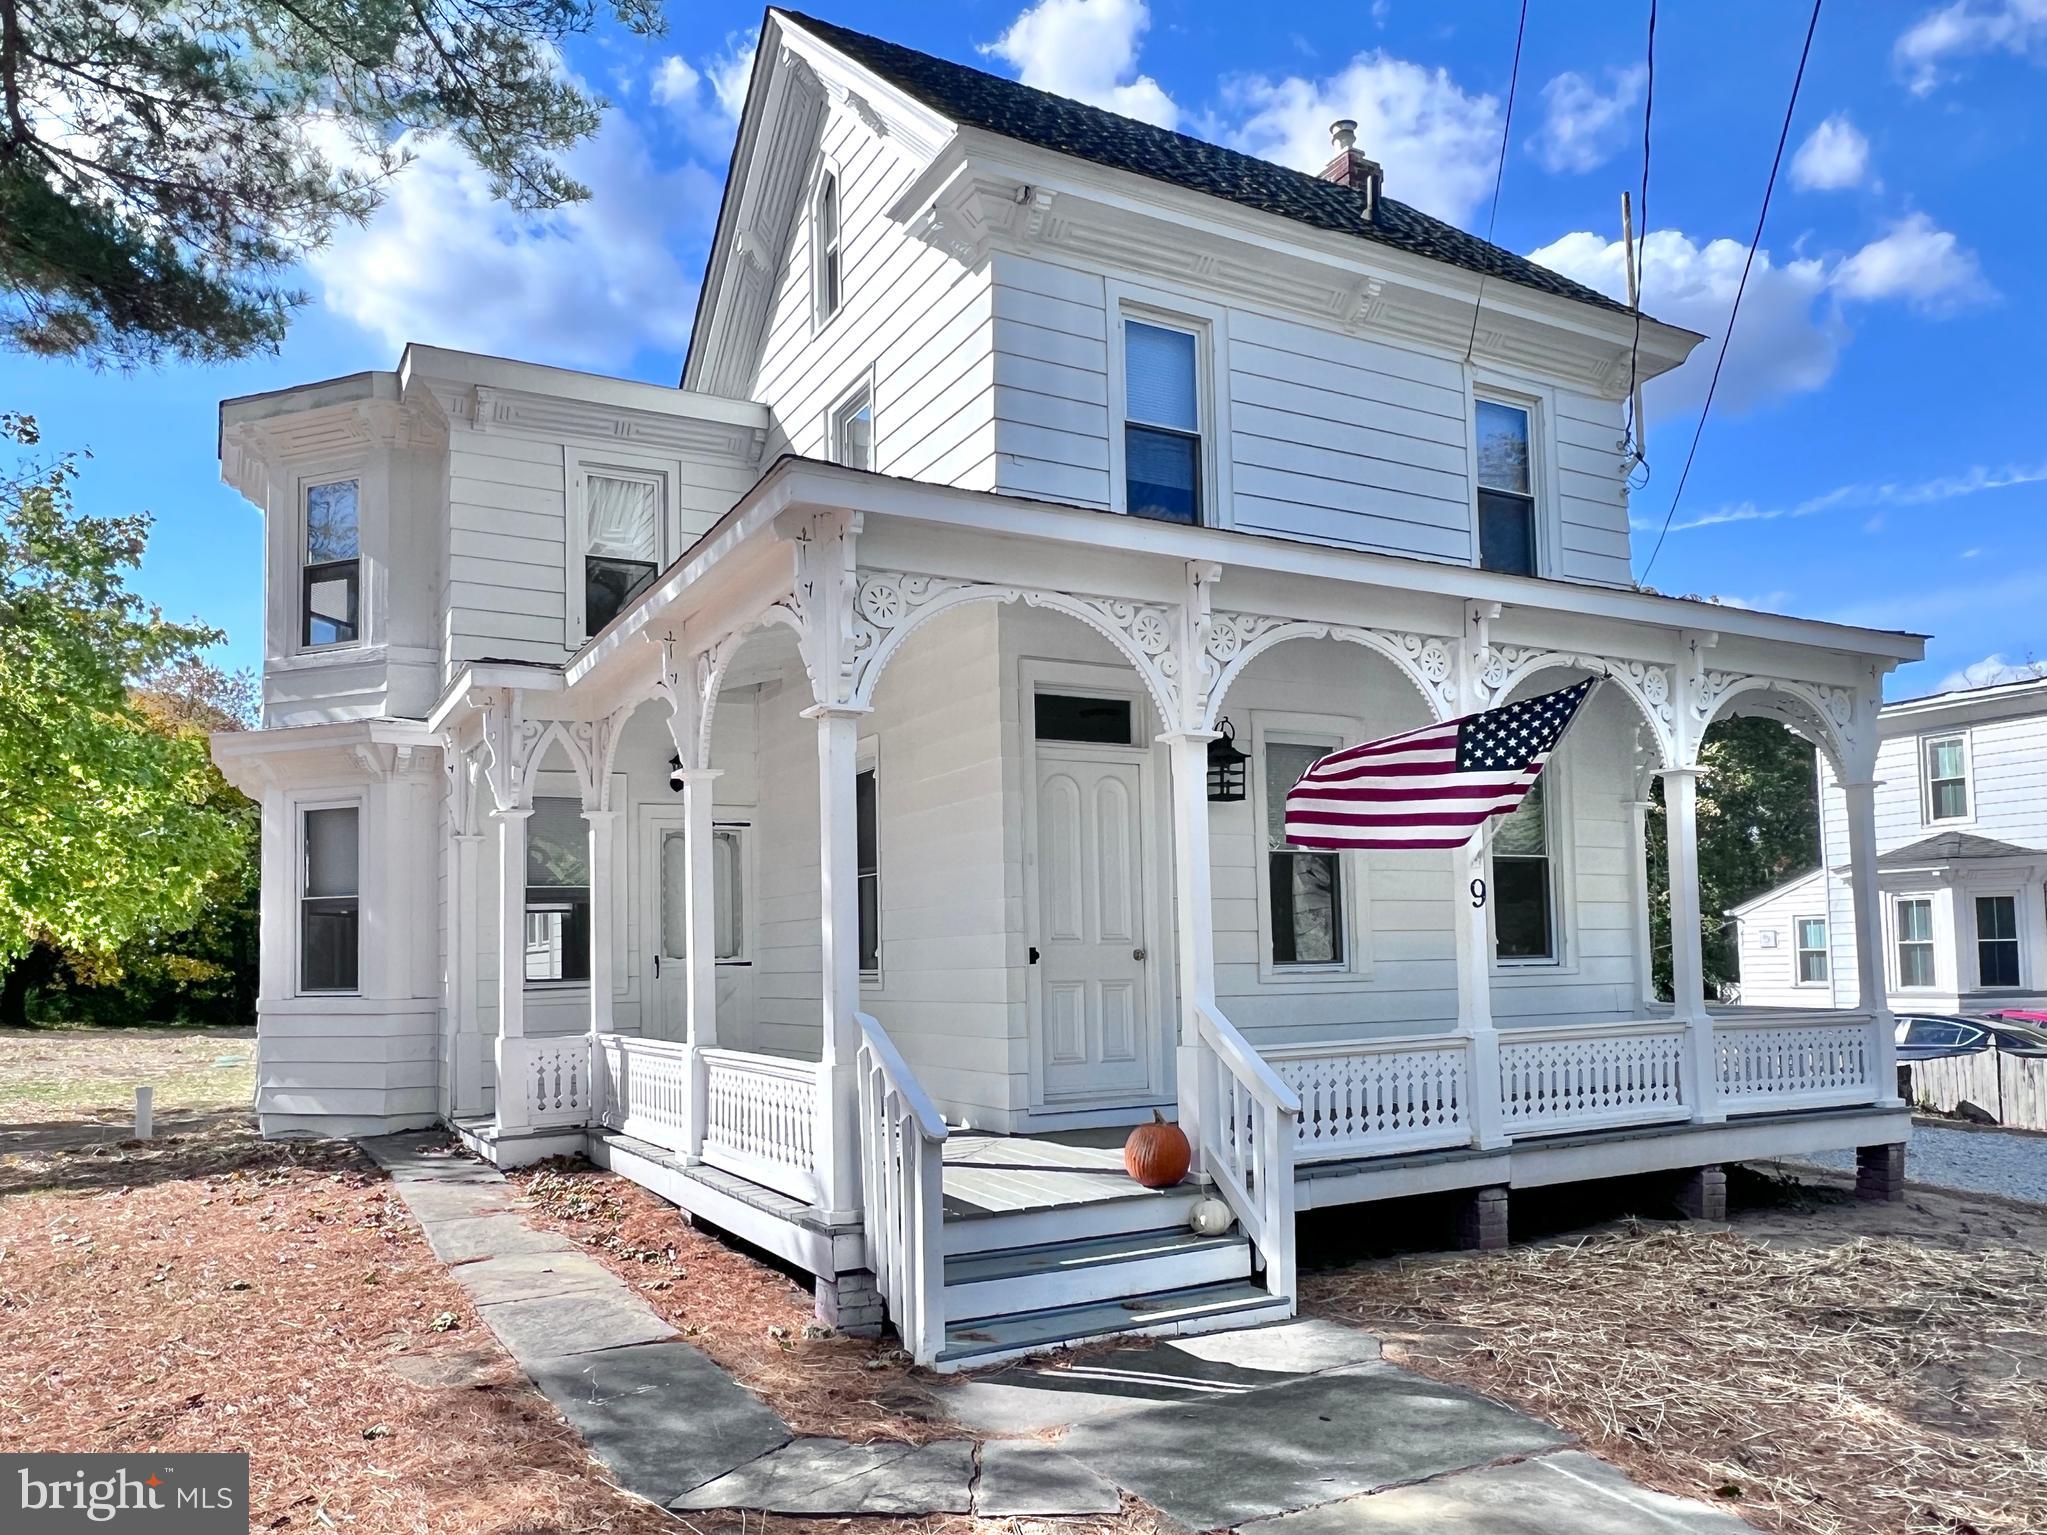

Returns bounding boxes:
[1282,679,1598,851]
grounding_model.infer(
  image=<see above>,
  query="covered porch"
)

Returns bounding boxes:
[436,459,1916,1365]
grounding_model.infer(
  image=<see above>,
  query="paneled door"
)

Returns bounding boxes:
[1033,748,1155,1103]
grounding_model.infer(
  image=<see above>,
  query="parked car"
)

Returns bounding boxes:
[1894,1014,2047,1061]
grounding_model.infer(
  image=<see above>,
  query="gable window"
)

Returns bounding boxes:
[1795,916,1829,985]
[300,805,359,993]
[1123,318,1202,524]
[813,170,842,326]
[1895,897,1936,989]
[1475,399,1536,576]
[1924,734,1970,822]
[302,479,361,647]
[525,797,591,984]
[1265,741,1343,966]
[830,383,873,471]
[1977,895,2020,988]
[583,471,661,639]
[856,767,880,976]
[1492,775,1555,960]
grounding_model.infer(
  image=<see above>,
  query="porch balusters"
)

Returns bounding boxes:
[493,805,533,1132]
[1841,777,1903,1106]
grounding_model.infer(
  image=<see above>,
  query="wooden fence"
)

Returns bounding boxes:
[1906,1051,2047,1132]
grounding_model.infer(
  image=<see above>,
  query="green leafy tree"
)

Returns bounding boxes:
[0,414,245,1024]
[1646,715,1824,1003]
[1,0,662,366]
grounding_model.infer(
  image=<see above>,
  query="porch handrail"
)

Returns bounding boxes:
[853,1010,948,1364]
[1193,1000,1300,1306]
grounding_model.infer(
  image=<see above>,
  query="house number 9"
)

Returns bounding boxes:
[1469,877,1487,909]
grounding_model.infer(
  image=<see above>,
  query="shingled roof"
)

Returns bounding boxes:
[1878,832,2047,868]
[777,9,1629,317]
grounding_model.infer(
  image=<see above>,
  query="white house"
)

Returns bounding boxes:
[210,10,1921,1368]
[1733,675,2047,1015]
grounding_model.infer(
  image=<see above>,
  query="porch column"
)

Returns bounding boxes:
[677,770,723,1050]
[583,809,618,1128]
[449,830,486,1116]
[1662,767,1724,1123]
[1455,838,1507,1148]
[1842,778,1903,1105]
[809,705,866,1222]
[1161,730,1219,1170]
[493,805,533,1131]
[1625,795,1659,1012]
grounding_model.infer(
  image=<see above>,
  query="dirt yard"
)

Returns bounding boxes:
[1305,1166,2047,1535]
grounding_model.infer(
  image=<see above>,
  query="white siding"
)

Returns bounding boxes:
[1731,873,1831,1010]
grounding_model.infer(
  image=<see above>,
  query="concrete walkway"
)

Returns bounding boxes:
[366,1133,1754,1531]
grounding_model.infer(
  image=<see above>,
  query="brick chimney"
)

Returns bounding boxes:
[1319,119,1383,217]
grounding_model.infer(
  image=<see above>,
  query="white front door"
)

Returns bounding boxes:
[639,810,752,1043]
[650,823,691,1039]
[1033,748,1155,1103]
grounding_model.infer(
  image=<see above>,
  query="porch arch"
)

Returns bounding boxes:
[693,605,806,768]
[1202,621,1455,730]
[1691,676,1854,778]
[1488,652,1678,769]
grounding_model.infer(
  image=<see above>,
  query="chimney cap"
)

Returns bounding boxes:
[1330,119,1358,152]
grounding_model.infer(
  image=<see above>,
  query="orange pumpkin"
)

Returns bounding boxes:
[1123,1111,1191,1189]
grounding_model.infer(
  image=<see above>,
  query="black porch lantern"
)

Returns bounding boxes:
[1207,717,1249,802]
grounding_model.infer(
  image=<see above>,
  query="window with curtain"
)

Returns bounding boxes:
[525,797,591,983]
[1475,399,1536,576]
[814,170,841,324]
[1895,897,1936,988]
[303,479,360,647]
[1924,735,1970,822]
[1492,775,1555,960]
[1977,895,2019,987]
[1123,318,1201,524]
[857,769,880,975]
[1795,916,1829,984]
[658,826,745,963]
[300,806,359,992]
[1265,741,1342,966]
[584,473,661,637]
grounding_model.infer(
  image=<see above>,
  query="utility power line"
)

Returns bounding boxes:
[1463,0,1531,366]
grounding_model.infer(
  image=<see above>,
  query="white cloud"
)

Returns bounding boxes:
[1935,653,2047,691]
[1832,212,1993,312]
[1220,54,1502,223]
[706,29,759,122]
[1895,0,2047,94]
[649,30,756,148]
[1641,460,2047,534]
[1707,591,1795,614]
[983,0,1179,129]
[1790,113,1869,191]
[308,115,713,373]
[651,55,702,107]
[1529,66,1646,175]
[1530,213,1991,415]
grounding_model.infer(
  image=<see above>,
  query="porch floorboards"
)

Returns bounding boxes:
[941,1129,1178,1221]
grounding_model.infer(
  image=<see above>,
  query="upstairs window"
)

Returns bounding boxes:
[1795,916,1830,985]
[1123,319,1202,524]
[1895,897,1936,988]
[1475,399,1536,576]
[300,805,360,993]
[1977,895,2020,988]
[1265,740,1343,967]
[525,797,591,985]
[1924,734,1970,822]
[583,472,661,639]
[1492,775,1556,960]
[813,170,842,326]
[830,383,873,470]
[302,479,360,647]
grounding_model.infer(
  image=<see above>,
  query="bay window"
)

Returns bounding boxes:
[525,797,591,984]
[1123,318,1202,524]
[1895,897,1936,989]
[1475,399,1536,576]
[1265,740,1343,967]
[1977,895,2019,988]
[1492,776,1555,960]
[302,479,360,647]
[300,805,359,992]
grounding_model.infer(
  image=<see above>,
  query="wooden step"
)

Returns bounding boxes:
[944,1227,1251,1322]
[933,1279,1289,1371]
[942,1187,1206,1255]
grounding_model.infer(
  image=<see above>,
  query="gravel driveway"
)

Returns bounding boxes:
[1798,1122,2047,1204]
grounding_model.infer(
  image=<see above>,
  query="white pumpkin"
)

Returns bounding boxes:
[1188,1197,1235,1237]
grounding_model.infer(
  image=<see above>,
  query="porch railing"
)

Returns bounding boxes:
[595,1034,695,1155]
[506,1036,592,1129]
[1712,1012,1880,1114]
[699,1048,824,1204]
[1265,1039,1470,1161]
[1498,1021,1692,1136]
[855,1011,948,1365]
[1195,1001,1301,1304]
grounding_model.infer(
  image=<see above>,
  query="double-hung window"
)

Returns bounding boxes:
[300,806,359,992]
[302,479,361,647]
[1492,776,1556,960]
[1265,741,1343,966]
[583,471,661,639]
[1123,319,1202,524]
[1795,916,1830,985]
[1924,734,1970,822]
[1977,895,2020,988]
[813,170,842,326]
[525,797,591,984]
[1475,399,1537,576]
[856,768,880,976]
[830,384,873,470]
[1895,897,1936,988]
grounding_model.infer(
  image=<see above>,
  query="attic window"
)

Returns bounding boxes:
[813,170,842,326]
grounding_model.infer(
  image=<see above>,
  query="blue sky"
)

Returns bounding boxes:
[8,0,2044,698]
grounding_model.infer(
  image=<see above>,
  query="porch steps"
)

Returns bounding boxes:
[944,1226,1252,1322]
[935,1277,1289,1370]
[942,1188,1205,1255]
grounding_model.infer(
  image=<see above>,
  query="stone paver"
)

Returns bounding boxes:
[1247,1450,1753,1534]
[974,1441,1122,1516]
[470,1281,679,1360]
[672,1437,977,1515]
[525,1342,792,1504]
[1797,1125,2047,1205]
[417,1214,576,1264]
[451,1249,620,1307]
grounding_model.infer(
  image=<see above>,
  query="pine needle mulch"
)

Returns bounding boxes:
[1304,1182,2047,1535]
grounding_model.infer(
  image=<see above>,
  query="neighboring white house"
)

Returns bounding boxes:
[210,10,1921,1367]
[1733,675,2047,1014]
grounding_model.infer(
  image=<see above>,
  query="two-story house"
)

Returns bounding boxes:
[1733,675,2047,1014]
[210,10,1923,1368]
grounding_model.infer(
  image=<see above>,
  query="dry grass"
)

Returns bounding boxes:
[1305,1173,2047,1535]
[507,1157,960,1443]
[0,1026,255,1156]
